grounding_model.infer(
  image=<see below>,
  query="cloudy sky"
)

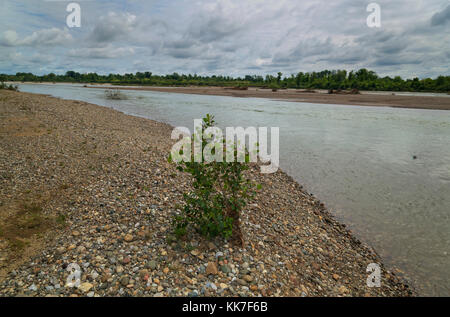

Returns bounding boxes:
[0,0,449,78]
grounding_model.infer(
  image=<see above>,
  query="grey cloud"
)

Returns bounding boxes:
[164,38,195,50]
[185,4,247,43]
[68,46,135,59]
[373,55,422,67]
[165,47,199,59]
[355,31,410,58]
[323,51,365,64]
[89,12,137,43]
[272,38,335,66]
[431,5,450,26]
[29,53,54,64]
[378,41,407,55]
[187,16,243,43]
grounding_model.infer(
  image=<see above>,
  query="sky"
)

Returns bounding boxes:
[0,0,449,78]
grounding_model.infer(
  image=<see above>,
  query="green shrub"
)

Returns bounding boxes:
[169,114,257,241]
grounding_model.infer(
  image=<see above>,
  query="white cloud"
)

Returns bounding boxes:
[0,0,448,78]
[0,28,73,47]
[1,30,19,46]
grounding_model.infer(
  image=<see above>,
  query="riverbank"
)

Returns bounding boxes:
[84,85,450,111]
[0,90,413,297]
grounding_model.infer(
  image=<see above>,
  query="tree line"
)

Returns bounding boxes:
[1,69,449,92]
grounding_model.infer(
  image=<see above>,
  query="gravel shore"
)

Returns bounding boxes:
[0,90,414,297]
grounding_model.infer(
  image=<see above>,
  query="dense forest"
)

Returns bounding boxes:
[1,69,449,92]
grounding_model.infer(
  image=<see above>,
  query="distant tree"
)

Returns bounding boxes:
[1,69,448,93]
[277,72,282,84]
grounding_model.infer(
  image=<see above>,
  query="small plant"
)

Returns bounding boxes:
[55,213,66,226]
[169,114,257,243]
[183,243,196,252]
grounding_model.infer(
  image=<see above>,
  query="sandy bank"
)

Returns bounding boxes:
[85,85,450,110]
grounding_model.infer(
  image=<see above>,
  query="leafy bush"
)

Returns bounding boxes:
[169,114,257,242]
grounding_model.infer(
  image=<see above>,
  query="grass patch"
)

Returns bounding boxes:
[10,238,28,251]
[20,202,42,214]
[0,200,54,255]
[55,213,66,226]
[18,202,44,229]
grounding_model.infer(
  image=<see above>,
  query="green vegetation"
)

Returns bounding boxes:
[55,213,66,226]
[19,202,44,229]
[1,69,449,92]
[169,114,256,241]
[10,238,28,251]
[269,82,280,92]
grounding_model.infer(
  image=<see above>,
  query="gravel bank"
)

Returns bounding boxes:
[86,85,450,110]
[0,90,413,297]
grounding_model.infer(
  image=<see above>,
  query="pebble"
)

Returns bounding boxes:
[124,234,134,242]
[206,262,218,275]
[339,286,349,294]
[243,275,254,283]
[79,282,93,293]
[147,260,157,270]
[237,279,247,286]
[120,276,130,287]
